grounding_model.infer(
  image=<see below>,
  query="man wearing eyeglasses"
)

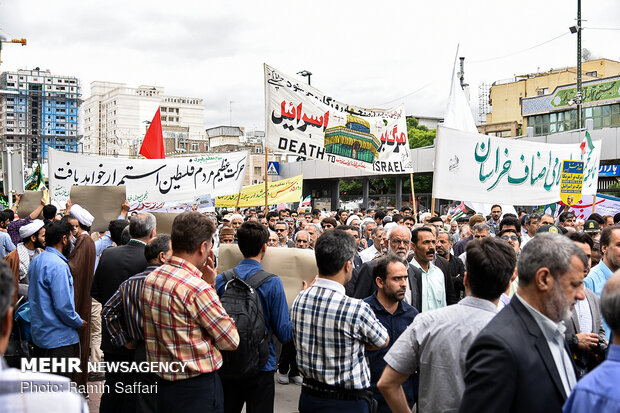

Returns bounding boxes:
[274,221,294,248]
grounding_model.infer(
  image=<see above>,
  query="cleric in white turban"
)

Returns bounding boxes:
[18,219,45,240]
[70,204,94,229]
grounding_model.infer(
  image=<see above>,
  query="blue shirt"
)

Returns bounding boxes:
[0,231,15,258]
[215,259,292,372]
[28,247,83,348]
[584,260,613,338]
[364,293,419,412]
[584,260,613,296]
[563,344,620,413]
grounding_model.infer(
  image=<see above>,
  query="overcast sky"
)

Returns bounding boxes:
[1,0,619,131]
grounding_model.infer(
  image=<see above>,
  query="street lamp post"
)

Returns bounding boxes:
[570,0,583,128]
[297,70,312,85]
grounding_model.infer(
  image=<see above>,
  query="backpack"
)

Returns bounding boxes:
[218,268,275,379]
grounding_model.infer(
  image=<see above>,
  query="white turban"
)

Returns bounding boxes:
[19,219,45,239]
[70,204,94,227]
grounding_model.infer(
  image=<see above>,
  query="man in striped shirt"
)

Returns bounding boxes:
[142,212,239,413]
[291,229,389,413]
[102,234,172,413]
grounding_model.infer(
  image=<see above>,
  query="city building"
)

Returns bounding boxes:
[0,68,80,165]
[82,81,206,157]
[207,126,289,186]
[479,58,620,137]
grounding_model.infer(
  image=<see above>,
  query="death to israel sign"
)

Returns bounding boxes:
[265,64,413,174]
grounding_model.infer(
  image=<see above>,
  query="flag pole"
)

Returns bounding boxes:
[235,192,241,212]
[592,194,597,214]
[430,198,436,217]
[410,173,418,223]
[264,148,269,212]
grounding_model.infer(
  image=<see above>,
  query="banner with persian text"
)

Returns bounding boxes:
[432,126,601,205]
[48,149,248,206]
[216,174,303,207]
[265,64,413,174]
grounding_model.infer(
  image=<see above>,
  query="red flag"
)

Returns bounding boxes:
[139,107,165,159]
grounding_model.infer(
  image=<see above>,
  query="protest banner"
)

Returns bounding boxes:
[265,64,413,174]
[129,195,215,214]
[150,212,178,235]
[17,190,45,219]
[215,174,303,207]
[48,149,248,206]
[70,186,126,233]
[217,244,317,307]
[433,126,601,205]
[545,193,620,221]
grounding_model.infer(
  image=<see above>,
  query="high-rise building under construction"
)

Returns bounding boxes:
[0,68,80,165]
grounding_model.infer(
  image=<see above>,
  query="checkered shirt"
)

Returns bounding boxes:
[291,277,389,389]
[142,256,239,381]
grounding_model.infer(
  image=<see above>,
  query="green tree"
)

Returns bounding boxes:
[340,179,363,195]
[407,116,436,149]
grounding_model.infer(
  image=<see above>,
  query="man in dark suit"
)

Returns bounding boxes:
[564,231,606,378]
[91,212,156,413]
[459,233,587,413]
[350,226,423,310]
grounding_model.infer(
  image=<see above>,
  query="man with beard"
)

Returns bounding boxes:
[350,226,422,308]
[266,211,279,231]
[5,219,45,304]
[66,203,97,390]
[28,221,86,378]
[410,227,457,311]
[275,221,295,248]
[379,237,515,412]
[459,234,586,412]
[364,255,418,413]
[436,230,466,300]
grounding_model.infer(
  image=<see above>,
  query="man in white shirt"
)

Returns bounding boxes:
[359,227,385,263]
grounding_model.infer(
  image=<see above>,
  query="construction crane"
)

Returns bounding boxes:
[0,38,27,65]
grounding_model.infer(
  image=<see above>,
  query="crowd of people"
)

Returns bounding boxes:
[0,199,618,413]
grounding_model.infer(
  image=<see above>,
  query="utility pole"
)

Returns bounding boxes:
[229,100,234,126]
[576,0,583,128]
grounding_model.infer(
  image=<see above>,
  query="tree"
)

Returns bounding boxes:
[407,117,436,149]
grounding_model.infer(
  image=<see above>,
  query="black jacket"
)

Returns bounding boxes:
[460,296,576,413]
[91,240,148,355]
[349,256,457,312]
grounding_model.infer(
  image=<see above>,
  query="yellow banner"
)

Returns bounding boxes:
[216,174,303,207]
[560,160,584,206]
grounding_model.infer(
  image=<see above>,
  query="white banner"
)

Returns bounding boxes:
[265,64,412,174]
[433,126,601,205]
[48,149,248,205]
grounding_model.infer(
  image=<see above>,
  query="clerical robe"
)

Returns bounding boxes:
[68,232,96,390]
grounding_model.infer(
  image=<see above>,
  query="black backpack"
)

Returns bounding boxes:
[218,268,275,379]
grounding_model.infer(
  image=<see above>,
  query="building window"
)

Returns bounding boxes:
[585,71,597,77]
[584,103,620,129]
